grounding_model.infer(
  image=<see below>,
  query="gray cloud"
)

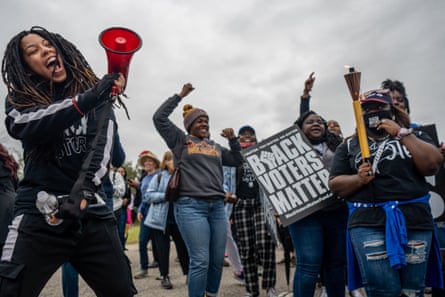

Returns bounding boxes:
[1,0,444,165]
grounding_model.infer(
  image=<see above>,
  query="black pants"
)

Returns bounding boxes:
[152,223,189,277]
[0,187,14,251]
[0,214,137,297]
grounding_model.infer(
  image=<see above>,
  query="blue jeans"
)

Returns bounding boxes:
[138,222,153,270]
[62,263,79,297]
[350,227,432,297]
[431,222,445,297]
[175,197,227,297]
[288,208,348,297]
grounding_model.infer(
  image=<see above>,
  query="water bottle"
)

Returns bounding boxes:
[36,191,63,226]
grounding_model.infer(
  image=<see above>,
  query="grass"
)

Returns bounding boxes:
[126,223,140,244]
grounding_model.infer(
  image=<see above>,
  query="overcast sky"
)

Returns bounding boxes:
[1,0,444,166]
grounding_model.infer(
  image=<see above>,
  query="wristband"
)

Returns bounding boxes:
[395,127,413,140]
[72,97,84,116]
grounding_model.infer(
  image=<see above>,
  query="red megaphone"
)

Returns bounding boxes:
[99,27,142,95]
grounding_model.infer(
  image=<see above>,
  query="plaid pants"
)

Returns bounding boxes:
[233,198,276,297]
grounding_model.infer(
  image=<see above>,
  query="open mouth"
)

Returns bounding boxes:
[46,57,61,72]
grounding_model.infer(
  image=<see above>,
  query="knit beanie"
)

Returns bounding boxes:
[183,104,208,132]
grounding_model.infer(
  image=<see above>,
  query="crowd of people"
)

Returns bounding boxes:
[0,26,444,297]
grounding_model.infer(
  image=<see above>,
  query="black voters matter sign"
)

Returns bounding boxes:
[241,125,335,227]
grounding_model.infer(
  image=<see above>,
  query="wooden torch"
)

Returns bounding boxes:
[344,66,370,160]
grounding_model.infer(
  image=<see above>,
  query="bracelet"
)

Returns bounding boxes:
[395,127,413,140]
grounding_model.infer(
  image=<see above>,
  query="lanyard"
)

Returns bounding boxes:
[371,138,389,174]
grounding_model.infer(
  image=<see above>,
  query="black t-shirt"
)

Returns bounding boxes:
[330,131,434,230]
[236,161,259,199]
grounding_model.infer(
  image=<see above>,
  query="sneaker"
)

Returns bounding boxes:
[134,270,148,279]
[161,276,173,289]
[148,261,159,269]
[266,288,278,297]
[320,286,328,297]
[233,271,245,282]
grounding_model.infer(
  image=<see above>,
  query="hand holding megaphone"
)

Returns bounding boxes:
[112,73,126,96]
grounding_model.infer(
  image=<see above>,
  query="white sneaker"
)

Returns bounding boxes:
[266,288,278,297]
[320,286,328,297]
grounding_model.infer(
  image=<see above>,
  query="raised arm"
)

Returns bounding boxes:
[299,72,315,117]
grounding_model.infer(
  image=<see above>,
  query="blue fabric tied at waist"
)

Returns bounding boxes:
[350,197,425,269]
[383,200,407,268]
[346,193,443,290]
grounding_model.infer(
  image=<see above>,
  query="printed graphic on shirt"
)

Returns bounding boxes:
[186,140,220,157]
[61,116,88,157]
[353,138,411,173]
[241,162,256,188]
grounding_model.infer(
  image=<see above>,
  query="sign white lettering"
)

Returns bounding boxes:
[242,125,336,226]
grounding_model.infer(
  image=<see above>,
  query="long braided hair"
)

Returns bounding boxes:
[2,26,99,107]
[1,26,100,160]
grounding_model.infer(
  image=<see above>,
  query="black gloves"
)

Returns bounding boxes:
[94,73,120,101]
[75,73,120,114]
[55,178,97,220]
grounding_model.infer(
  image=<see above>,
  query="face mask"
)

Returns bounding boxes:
[240,141,256,148]
[363,110,392,137]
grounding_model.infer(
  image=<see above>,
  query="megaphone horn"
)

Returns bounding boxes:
[99,27,142,93]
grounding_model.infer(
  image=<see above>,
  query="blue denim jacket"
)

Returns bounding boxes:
[223,166,236,219]
[143,170,171,231]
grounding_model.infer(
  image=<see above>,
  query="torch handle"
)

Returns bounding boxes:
[352,100,371,160]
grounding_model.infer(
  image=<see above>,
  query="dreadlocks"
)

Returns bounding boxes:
[1,26,99,107]
[1,26,103,161]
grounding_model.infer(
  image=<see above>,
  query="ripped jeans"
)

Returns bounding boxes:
[349,227,432,297]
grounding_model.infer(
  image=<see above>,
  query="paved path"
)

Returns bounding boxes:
[39,241,433,297]
[39,243,294,297]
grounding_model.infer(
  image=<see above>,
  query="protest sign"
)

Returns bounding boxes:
[241,125,336,226]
